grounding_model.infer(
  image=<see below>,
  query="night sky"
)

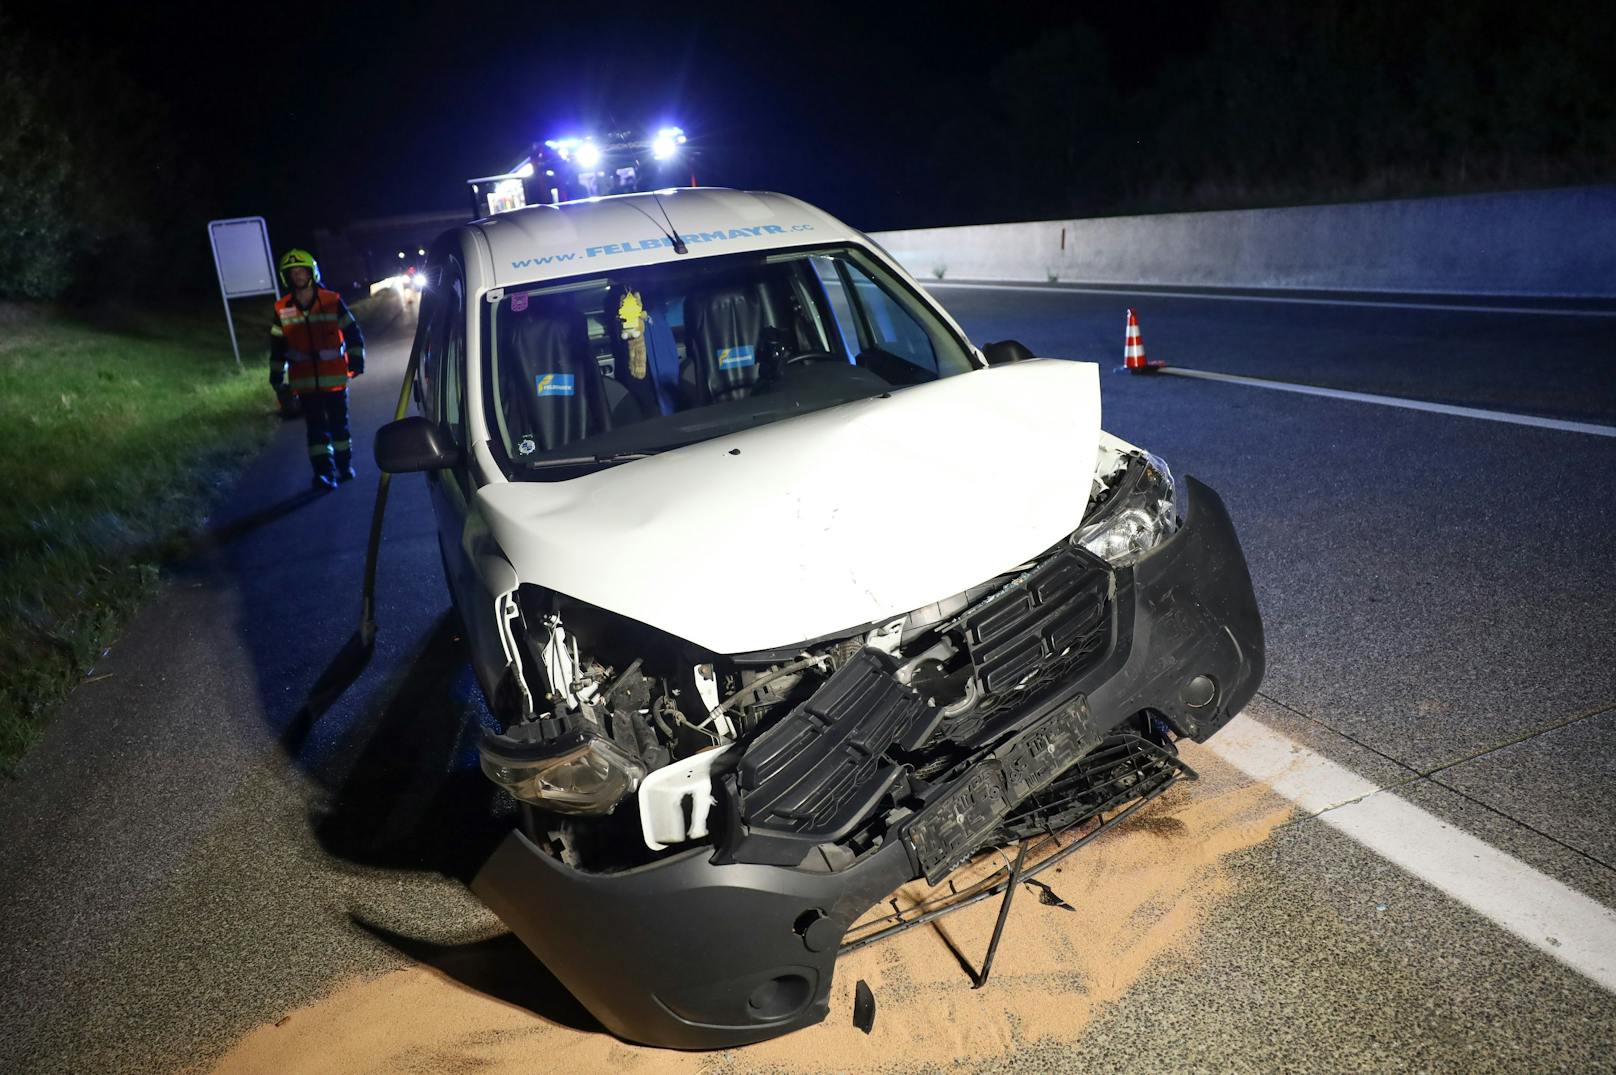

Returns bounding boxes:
[8,1,1214,237]
[8,1,1612,258]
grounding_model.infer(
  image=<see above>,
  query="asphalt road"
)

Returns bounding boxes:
[1,281,1613,1074]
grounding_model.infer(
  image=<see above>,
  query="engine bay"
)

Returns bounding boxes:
[481,539,1135,874]
[468,442,1196,876]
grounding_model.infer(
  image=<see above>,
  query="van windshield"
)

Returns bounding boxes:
[484,246,976,478]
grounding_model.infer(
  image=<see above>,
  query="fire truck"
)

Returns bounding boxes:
[468,126,693,218]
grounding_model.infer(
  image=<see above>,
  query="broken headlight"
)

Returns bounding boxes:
[1072,450,1181,567]
[480,722,646,815]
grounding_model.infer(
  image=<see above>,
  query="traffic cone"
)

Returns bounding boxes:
[1123,308,1165,372]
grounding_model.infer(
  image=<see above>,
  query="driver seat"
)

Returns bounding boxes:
[684,285,765,404]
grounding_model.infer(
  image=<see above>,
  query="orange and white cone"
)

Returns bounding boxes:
[1123,308,1165,372]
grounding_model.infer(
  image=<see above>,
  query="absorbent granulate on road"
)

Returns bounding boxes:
[207,743,1291,1075]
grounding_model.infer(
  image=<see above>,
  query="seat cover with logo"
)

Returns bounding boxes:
[503,302,610,453]
[684,285,765,404]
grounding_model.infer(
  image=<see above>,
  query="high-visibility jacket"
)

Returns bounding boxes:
[269,289,366,395]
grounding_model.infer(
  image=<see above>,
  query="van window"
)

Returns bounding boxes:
[487,246,975,478]
[439,268,467,445]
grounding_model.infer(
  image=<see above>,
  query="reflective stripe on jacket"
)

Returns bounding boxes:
[269,289,365,394]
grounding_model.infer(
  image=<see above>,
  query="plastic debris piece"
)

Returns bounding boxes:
[1028,880,1075,911]
[853,980,876,1034]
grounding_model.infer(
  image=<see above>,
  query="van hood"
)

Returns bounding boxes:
[477,359,1102,654]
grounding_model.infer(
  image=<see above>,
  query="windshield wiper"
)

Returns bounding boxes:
[523,450,656,470]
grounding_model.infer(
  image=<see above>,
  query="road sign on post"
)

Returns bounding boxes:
[207,217,278,371]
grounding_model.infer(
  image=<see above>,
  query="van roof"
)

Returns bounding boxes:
[468,188,863,289]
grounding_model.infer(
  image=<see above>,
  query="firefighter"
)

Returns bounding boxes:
[269,249,366,490]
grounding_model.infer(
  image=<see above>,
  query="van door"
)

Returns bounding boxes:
[422,261,509,695]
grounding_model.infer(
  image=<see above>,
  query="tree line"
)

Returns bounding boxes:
[922,0,1616,225]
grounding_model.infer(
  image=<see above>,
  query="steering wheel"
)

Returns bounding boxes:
[783,350,843,367]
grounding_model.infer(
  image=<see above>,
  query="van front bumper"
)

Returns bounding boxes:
[472,476,1263,1049]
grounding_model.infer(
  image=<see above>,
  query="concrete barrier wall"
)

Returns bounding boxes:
[869,186,1616,298]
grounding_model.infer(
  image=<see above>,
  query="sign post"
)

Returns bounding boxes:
[206,217,279,371]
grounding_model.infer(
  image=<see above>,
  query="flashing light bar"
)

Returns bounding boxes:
[652,126,687,160]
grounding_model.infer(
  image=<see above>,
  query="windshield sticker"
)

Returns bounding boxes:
[717,346,756,370]
[510,292,529,312]
[509,222,815,270]
[517,435,536,455]
[536,373,576,396]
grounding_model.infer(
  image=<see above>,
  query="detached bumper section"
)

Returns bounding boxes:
[472,476,1263,1049]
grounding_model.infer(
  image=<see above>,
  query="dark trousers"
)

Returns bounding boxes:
[300,388,351,478]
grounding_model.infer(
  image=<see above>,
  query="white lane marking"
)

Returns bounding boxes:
[1157,366,1616,438]
[1208,714,1616,992]
[926,280,1616,318]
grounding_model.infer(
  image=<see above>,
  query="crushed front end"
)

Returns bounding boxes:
[471,464,1263,1049]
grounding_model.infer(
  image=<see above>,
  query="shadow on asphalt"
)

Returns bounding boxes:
[278,628,377,754]
[201,487,328,551]
[260,550,578,1034]
[348,918,604,1034]
[134,487,328,567]
[306,617,599,1039]
[211,309,576,1030]
[298,612,513,884]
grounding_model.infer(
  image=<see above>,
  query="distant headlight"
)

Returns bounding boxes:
[411,273,426,290]
[1071,450,1182,566]
[480,726,645,815]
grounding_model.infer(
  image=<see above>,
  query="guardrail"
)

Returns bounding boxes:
[870,185,1616,298]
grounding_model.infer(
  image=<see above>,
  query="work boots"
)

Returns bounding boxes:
[311,453,340,491]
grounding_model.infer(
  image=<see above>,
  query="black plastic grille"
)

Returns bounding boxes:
[721,649,932,866]
[962,548,1111,725]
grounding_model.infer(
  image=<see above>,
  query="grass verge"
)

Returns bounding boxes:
[0,289,404,772]
[0,300,286,771]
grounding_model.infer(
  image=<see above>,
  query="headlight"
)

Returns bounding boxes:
[1071,450,1181,566]
[480,725,645,815]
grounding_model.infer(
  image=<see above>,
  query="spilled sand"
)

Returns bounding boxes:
[211,744,1291,1074]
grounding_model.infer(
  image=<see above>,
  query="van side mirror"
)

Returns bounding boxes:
[982,339,1036,366]
[375,415,461,473]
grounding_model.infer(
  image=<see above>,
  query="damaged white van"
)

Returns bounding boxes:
[376,188,1263,1048]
